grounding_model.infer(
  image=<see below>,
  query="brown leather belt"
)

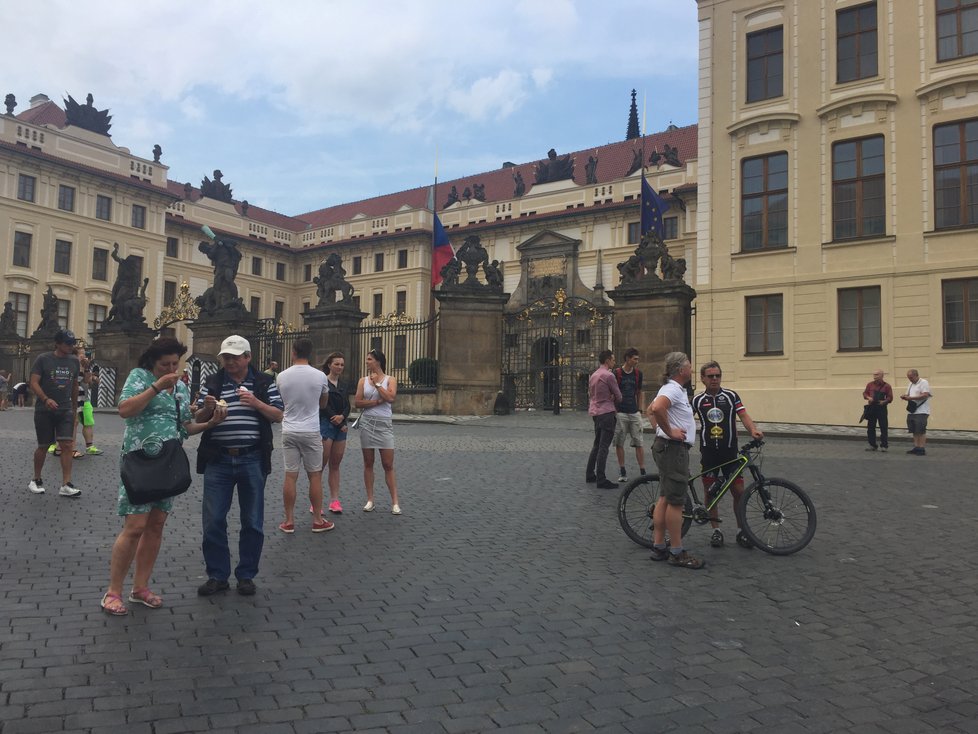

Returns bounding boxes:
[217,444,260,456]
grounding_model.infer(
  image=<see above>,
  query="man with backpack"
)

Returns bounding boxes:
[613,347,646,482]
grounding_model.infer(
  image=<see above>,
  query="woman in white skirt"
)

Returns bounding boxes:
[354,349,401,514]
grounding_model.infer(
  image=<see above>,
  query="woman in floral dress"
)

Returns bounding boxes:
[101,338,226,616]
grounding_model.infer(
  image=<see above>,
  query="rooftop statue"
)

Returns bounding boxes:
[513,171,526,197]
[200,169,233,202]
[585,155,599,185]
[534,148,574,184]
[153,144,162,163]
[63,93,112,135]
[4,94,15,115]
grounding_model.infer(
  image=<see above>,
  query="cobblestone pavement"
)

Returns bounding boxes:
[2,409,978,733]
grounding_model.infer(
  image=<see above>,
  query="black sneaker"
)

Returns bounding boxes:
[596,479,618,489]
[649,546,670,562]
[197,579,229,596]
[865,446,877,451]
[237,579,257,596]
[585,475,597,483]
[710,529,724,548]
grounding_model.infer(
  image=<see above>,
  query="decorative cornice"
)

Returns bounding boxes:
[726,112,801,137]
[916,71,978,99]
[816,92,899,119]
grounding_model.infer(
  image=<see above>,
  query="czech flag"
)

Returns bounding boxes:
[431,213,455,286]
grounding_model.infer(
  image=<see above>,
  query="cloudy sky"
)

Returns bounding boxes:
[3,0,699,215]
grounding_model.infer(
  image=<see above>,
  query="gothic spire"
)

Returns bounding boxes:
[625,89,640,140]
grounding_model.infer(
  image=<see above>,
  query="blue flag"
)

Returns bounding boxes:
[431,213,455,286]
[641,175,670,240]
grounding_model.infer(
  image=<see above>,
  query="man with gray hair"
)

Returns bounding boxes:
[900,369,931,456]
[649,351,703,569]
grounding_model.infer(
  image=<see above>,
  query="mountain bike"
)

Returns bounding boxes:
[616,439,816,555]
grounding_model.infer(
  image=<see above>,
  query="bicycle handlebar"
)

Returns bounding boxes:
[740,438,765,454]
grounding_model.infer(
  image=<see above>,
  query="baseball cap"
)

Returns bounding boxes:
[218,335,251,356]
[55,329,77,345]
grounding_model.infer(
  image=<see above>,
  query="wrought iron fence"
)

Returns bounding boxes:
[351,313,439,389]
[251,318,309,371]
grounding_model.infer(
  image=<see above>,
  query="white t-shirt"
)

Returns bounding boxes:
[654,379,696,447]
[276,364,328,433]
[907,378,931,415]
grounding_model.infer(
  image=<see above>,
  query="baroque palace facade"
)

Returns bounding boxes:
[694,0,978,430]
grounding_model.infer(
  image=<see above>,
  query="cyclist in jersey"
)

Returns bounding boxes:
[691,361,763,548]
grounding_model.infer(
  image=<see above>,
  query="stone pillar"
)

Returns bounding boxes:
[434,289,510,415]
[187,317,260,362]
[301,306,367,367]
[90,326,157,404]
[607,281,696,370]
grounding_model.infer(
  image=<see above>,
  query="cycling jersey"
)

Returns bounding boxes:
[692,387,745,454]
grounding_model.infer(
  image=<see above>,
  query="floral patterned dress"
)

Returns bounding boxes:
[117,368,192,516]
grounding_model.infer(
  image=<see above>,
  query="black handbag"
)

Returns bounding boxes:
[906,397,927,413]
[121,394,192,505]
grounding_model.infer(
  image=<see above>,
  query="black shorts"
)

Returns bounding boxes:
[34,410,75,446]
[700,448,739,478]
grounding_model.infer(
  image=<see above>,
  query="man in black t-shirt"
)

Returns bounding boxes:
[28,330,81,497]
[691,361,763,548]
[612,347,646,482]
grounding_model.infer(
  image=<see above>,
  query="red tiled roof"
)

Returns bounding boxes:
[166,179,310,230]
[298,124,697,228]
[15,100,67,128]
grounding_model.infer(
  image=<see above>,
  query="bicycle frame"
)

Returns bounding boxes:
[685,449,763,519]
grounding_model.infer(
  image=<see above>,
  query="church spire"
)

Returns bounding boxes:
[625,89,640,140]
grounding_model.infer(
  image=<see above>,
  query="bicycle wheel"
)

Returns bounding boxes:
[738,478,816,555]
[617,474,692,548]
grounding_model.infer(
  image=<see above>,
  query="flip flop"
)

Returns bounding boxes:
[72,450,84,459]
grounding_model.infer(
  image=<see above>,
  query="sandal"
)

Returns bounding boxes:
[101,592,128,616]
[53,448,62,456]
[72,450,84,459]
[128,587,163,608]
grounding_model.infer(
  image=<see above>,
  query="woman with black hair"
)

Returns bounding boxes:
[101,338,226,616]
[354,349,401,514]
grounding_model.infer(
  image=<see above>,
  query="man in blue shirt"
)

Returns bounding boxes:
[194,336,284,597]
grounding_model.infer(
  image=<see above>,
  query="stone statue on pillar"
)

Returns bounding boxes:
[313,253,355,307]
[104,243,150,330]
[196,234,250,318]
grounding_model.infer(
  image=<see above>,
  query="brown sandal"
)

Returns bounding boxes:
[101,592,128,616]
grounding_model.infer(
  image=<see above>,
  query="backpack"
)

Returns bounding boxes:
[613,367,642,390]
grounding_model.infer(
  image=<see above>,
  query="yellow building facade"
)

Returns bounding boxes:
[695,0,978,429]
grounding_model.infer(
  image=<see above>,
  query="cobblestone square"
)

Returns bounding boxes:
[2,409,977,733]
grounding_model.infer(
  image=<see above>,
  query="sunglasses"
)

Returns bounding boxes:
[704,374,722,379]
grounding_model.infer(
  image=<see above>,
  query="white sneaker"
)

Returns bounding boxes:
[391,504,402,515]
[59,482,81,497]
[28,479,45,494]
[363,501,375,512]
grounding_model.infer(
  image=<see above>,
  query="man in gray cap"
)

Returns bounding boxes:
[28,330,81,496]
[193,335,284,597]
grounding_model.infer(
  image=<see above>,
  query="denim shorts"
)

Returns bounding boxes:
[320,420,348,442]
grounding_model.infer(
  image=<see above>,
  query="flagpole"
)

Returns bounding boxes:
[428,147,439,358]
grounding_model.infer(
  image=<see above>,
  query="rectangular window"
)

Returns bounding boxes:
[274,300,284,320]
[837,3,878,83]
[396,290,407,314]
[627,222,640,244]
[163,280,177,305]
[130,255,144,282]
[746,294,784,354]
[276,262,286,281]
[832,136,885,240]
[352,295,361,312]
[373,293,383,318]
[96,195,112,221]
[397,249,408,269]
[943,277,978,346]
[251,257,262,276]
[741,152,788,250]
[166,237,179,258]
[10,292,29,337]
[92,247,108,280]
[393,334,407,370]
[58,185,75,212]
[663,217,679,240]
[352,256,362,275]
[54,239,72,275]
[13,231,32,268]
[303,263,313,281]
[87,304,106,337]
[374,253,384,272]
[250,296,261,317]
[131,204,146,229]
[937,0,978,62]
[56,299,70,329]
[746,26,784,102]
[17,174,36,202]
[838,286,882,350]
[934,118,978,229]
[302,300,310,313]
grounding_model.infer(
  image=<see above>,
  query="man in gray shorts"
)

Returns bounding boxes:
[276,338,332,533]
[900,369,931,456]
[649,351,703,569]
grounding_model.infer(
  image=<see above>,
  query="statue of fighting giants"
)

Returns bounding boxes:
[314,253,355,307]
[104,243,149,328]
[196,233,248,317]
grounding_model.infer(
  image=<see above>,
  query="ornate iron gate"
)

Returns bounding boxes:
[251,318,309,370]
[351,314,439,388]
[502,289,612,411]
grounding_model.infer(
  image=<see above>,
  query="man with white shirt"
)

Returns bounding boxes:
[649,351,703,569]
[900,369,932,456]
[276,338,332,533]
